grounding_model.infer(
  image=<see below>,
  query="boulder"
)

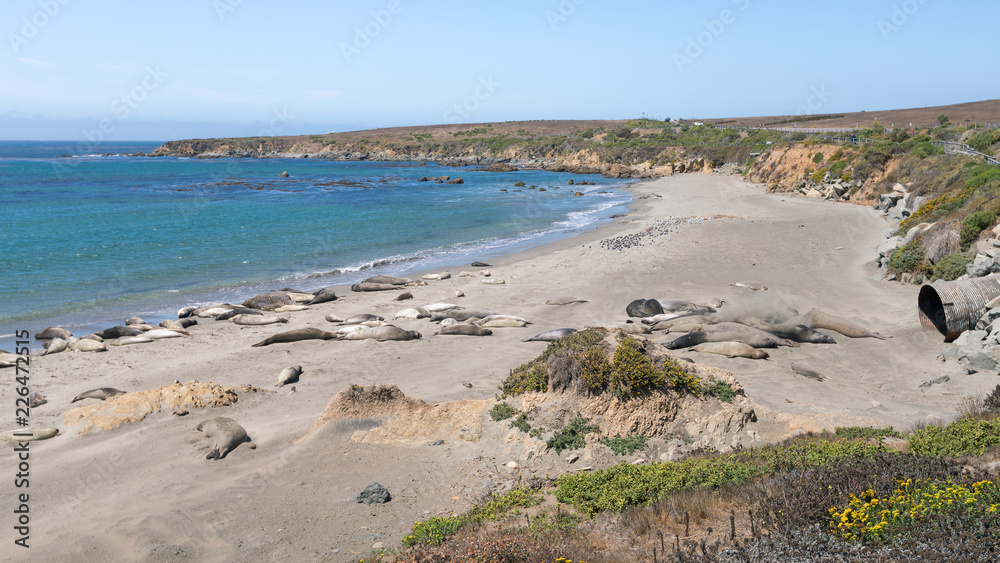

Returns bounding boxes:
[356,482,391,505]
[967,256,1000,278]
[446,178,464,184]
[805,188,823,198]
[920,224,961,264]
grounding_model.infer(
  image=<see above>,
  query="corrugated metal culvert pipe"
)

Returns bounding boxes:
[918,275,1000,342]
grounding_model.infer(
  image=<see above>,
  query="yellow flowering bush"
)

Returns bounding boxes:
[829,478,1000,543]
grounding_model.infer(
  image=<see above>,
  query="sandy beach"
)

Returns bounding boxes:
[2,171,990,562]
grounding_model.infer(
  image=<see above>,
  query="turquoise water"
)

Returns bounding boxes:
[0,141,630,347]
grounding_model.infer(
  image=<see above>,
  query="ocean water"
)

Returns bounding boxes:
[0,141,630,349]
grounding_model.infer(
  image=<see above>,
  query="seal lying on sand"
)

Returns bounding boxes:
[626,299,664,318]
[351,283,397,292]
[276,366,302,387]
[98,326,143,339]
[744,320,836,344]
[546,296,588,305]
[308,286,338,305]
[243,292,292,310]
[797,310,888,339]
[667,331,777,350]
[657,300,716,315]
[196,417,255,460]
[693,342,769,359]
[524,328,577,342]
[35,326,72,340]
[430,310,496,322]
[0,427,60,442]
[231,315,288,326]
[72,387,126,403]
[394,291,414,301]
[338,326,422,341]
[362,275,412,286]
[791,361,826,381]
[437,324,492,336]
[214,307,263,321]
[341,314,385,325]
[251,328,337,347]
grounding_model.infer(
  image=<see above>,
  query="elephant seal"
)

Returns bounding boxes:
[394,291,414,301]
[524,328,577,342]
[243,292,292,310]
[284,292,316,304]
[43,337,69,356]
[394,308,429,320]
[339,326,422,341]
[706,298,724,309]
[693,342,769,359]
[72,387,125,403]
[196,307,235,318]
[160,319,197,330]
[626,299,664,318]
[437,324,492,336]
[277,366,302,387]
[482,279,505,285]
[666,331,777,350]
[232,314,289,326]
[422,272,451,280]
[251,328,338,347]
[747,321,835,344]
[351,282,397,292]
[98,326,144,339]
[111,336,153,346]
[424,303,459,312]
[28,391,47,408]
[214,307,263,321]
[471,261,492,267]
[604,322,651,335]
[28,391,49,407]
[308,286,339,305]
[362,275,412,286]
[177,306,198,318]
[0,427,59,442]
[657,300,716,315]
[342,314,385,325]
[34,326,72,340]
[196,417,254,460]
[439,318,460,327]
[125,316,144,326]
[797,310,888,339]
[546,296,588,305]
[70,339,107,352]
[731,281,767,291]
[791,361,826,381]
[273,304,309,313]
[324,314,344,323]
[142,329,187,340]
[430,310,496,322]
[476,315,531,328]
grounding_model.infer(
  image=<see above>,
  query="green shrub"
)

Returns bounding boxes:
[490,402,518,421]
[911,141,944,159]
[702,380,737,402]
[467,486,542,521]
[601,434,647,455]
[887,238,930,275]
[960,211,996,250]
[402,516,465,546]
[968,127,1000,154]
[510,412,532,433]
[834,426,903,440]
[609,337,665,398]
[811,168,828,183]
[500,329,605,397]
[933,252,972,281]
[579,128,595,138]
[578,345,611,392]
[555,438,888,515]
[813,152,824,164]
[909,417,1000,456]
[546,413,599,454]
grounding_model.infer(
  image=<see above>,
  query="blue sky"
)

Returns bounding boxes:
[1,0,997,140]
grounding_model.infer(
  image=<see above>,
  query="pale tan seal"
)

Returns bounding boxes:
[692,342,769,359]
[277,366,302,387]
[436,324,492,336]
[338,326,422,341]
[798,309,888,339]
[791,361,826,381]
[0,428,59,442]
[196,417,255,460]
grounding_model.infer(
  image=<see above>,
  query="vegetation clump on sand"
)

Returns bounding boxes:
[389,386,1000,562]
[500,329,702,400]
